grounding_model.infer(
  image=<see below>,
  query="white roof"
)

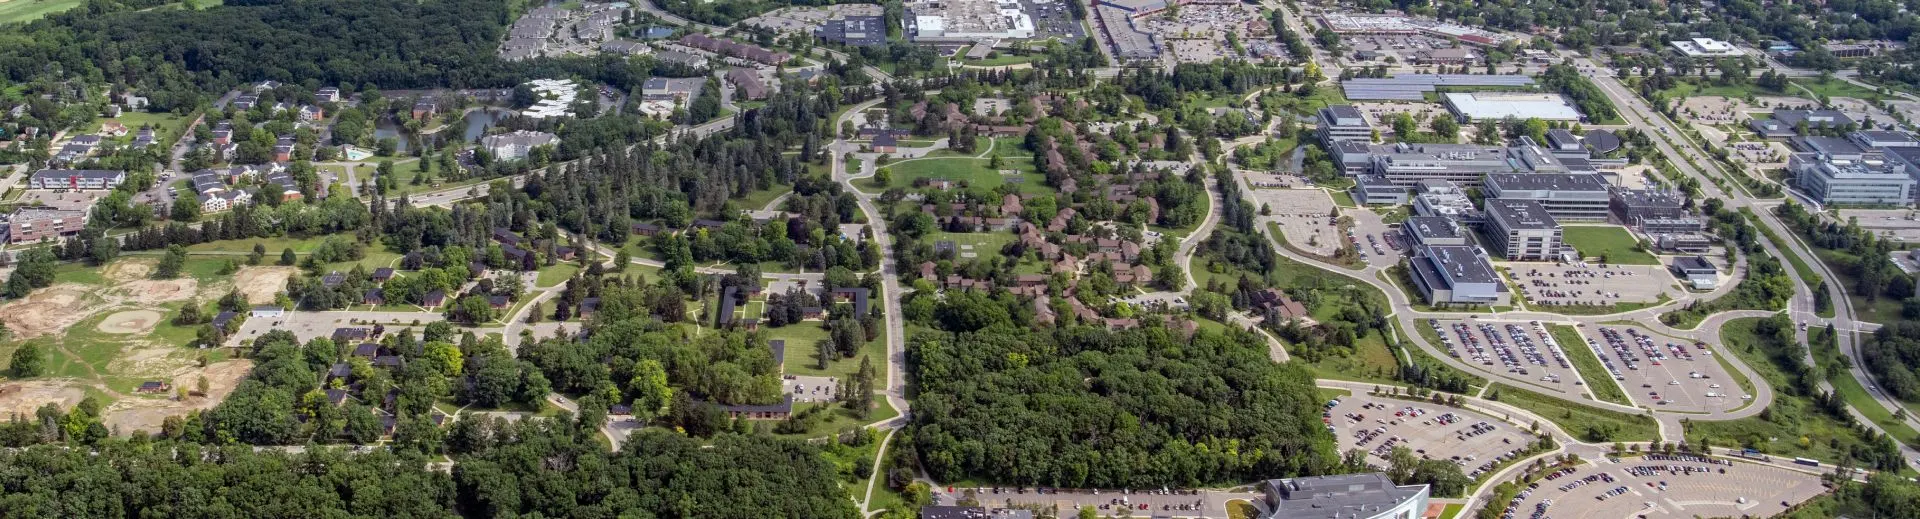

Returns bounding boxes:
[1444,92,1584,121]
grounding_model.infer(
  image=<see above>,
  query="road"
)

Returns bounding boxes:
[1570,51,1920,468]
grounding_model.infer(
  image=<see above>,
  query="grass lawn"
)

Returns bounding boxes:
[1436,503,1465,519]
[1548,324,1631,406]
[1687,317,1916,459]
[92,111,192,146]
[777,322,888,381]
[1809,327,1920,446]
[1560,225,1658,265]
[1328,190,1357,208]
[740,184,795,211]
[924,231,1015,260]
[1225,500,1259,519]
[51,262,108,286]
[1791,78,1890,101]
[1317,387,1353,401]
[884,156,1047,193]
[187,236,330,254]
[534,263,580,288]
[1487,382,1660,442]
[0,0,83,24]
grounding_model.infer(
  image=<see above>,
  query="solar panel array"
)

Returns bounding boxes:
[1342,74,1537,101]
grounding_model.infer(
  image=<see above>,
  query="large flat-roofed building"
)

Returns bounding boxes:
[1790,152,1916,205]
[1258,473,1432,519]
[1319,105,1373,144]
[1315,13,1514,46]
[1483,199,1564,261]
[1402,216,1469,246]
[1442,92,1584,122]
[1670,38,1744,57]
[1609,188,1687,223]
[1851,130,1920,149]
[1331,140,1386,175]
[1671,255,1720,290]
[1406,245,1510,306]
[1369,143,1518,186]
[1355,175,1409,205]
[1412,180,1478,217]
[29,169,125,190]
[1483,173,1611,221]
[1792,135,1867,159]
[1091,5,1161,61]
[1771,110,1856,132]
[815,15,886,46]
[907,0,1035,41]
[8,207,87,244]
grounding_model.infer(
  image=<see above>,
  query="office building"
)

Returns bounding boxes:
[1442,92,1584,122]
[1483,199,1564,261]
[1483,173,1611,221]
[1411,180,1478,218]
[1406,245,1511,306]
[1670,38,1744,57]
[815,15,886,46]
[1369,143,1518,186]
[1609,188,1686,224]
[1354,175,1409,205]
[1851,130,1920,149]
[1319,105,1373,144]
[481,130,561,161]
[1402,216,1469,246]
[7,207,87,244]
[1671,255,1720,290]
[907,0,1035,41]
[1790,152,1916,205]
[1772,110,1857,132]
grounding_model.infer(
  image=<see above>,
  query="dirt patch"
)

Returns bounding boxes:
[117,279,198,305]
[232,266,296,305]
[0,284,98,338]
[102,359,252,435]
[104,258,156,283]
[0,380,87,416]
[97,310,164,335]
[103,345,193,379]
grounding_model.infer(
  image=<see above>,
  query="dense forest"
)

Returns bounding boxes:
[0,425,856,518]
[906,324,1339,487]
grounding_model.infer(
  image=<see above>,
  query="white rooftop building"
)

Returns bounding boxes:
[1670,38,1745,57]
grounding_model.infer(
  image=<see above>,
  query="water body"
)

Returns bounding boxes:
[372,108,513,153]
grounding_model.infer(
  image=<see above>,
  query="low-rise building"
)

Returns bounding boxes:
[7,207,88,244]
[1411,180,1478,218]
[1354,175,1408,205]
[480,130,561,162]
[815,15,886,46]
[1483,173,1610,222]
[1402,216,1469,247]
[1256,473,1431,519]
[1483,199,1564,261]
[1609,188,1688,225]
[1790,152,1915,205]
[1671,255,1719,290]
[1406,244,1511,306]
[29,169,125,190]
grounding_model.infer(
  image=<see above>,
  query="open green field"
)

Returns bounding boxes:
[1561,225,1658,265]
[884,156,1047,193]
[1792,77,1891,102]
[186,236,330,254]
[924,231,1014,260]
[1809,327,1920,446]
[1487,382,1660,442]
[773,321,889,382]
[92,111,193,145]
[534,262,580,288]
[0,0,83,24]
[1435,503,1464,519]
[1686,317,1918,458]
[1548,324,1631,406]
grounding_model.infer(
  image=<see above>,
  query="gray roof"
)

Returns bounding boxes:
[1793,135,1865,156]
[1610,188,1686,209]
[1263,473,1428,519]
[1486,199,1560,230]
[1673,255,1715,272]
[1772,109,1854,128]
[1485,173,1608,193]
[1403,216,1463,240]
[1342,74,1535,101]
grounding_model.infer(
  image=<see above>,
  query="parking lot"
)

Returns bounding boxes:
[932,486,1257,518]
[17,189,107,212]
[1250,188,1338,255]
[1507,262,1675,308]
[1838,208,1920,242]
[1343,34,1456,65]
[1019,0,1084,42]
[784,374,838,403]
[1431,319,1583,394]
[1497,454,1825,519]
[1326,393,1539,481]
[1576,325,1747,413]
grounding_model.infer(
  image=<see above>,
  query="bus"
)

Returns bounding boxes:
[1793,457,1821,467]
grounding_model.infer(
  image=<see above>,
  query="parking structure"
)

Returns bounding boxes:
[1497,454,1826,519]
[1430,319,1584,396]
[1575,325,1747,413]
[1325,393,1538,481]
[1508,262,1675,308]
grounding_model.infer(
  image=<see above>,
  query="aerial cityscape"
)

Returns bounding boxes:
[0,0,1919,517]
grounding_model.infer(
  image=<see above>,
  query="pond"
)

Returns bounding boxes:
[372,108,514,153]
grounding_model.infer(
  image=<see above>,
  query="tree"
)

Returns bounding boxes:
[155,245,187,279]
[628,359,672,422]
[280,248,297,266]
[8,344,42,377]
[873,167,892,187]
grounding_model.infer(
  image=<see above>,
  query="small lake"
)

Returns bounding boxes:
[372,108,513,153]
